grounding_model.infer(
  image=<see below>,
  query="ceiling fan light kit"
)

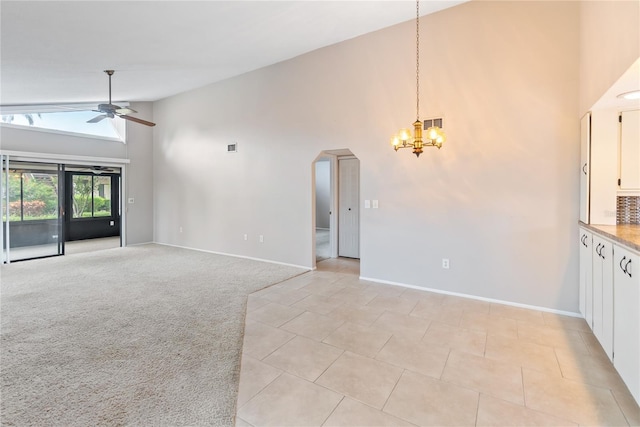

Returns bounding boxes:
[88,70,156,127]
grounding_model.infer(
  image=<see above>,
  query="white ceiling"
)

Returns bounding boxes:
[0,1,466,107]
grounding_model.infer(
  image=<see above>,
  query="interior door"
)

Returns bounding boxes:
[338,157,359,258]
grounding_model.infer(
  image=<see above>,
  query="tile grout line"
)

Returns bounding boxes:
[318,395,345,426]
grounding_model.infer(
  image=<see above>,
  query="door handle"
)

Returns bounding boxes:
[582,163,587,175]
[348,208,351,211]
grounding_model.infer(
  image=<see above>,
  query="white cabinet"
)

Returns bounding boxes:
[592,235,614,360]
[580,113,591,223]
[579,227,593,322]
[619,109,640,190]
[613,244,640,403]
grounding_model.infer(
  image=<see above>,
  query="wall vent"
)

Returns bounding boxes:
[227,143,237,153]
[423,118,443,129]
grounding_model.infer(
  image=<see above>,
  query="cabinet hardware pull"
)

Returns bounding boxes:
[624,259,632,278]
[596,243,602,256]
[620,256,627,273]
[582,163,587,175]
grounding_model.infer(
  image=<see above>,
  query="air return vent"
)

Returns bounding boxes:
[423,118,443,129]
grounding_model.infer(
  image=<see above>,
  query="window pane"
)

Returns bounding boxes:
[7,172,21,221]
[21,173,58,221]
[72,175,93,218]
[93,176,111,217]
[1,110,125,141]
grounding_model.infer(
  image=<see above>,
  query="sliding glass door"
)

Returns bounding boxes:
[2,159,64,262]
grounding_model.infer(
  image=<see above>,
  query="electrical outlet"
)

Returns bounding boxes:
[243,234,248,241]
[179,226,183,233]
[442,258,450,269]
[259,235,264,243]
[128,198,135,204]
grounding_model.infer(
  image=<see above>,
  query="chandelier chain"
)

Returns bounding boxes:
[416,0,420,122]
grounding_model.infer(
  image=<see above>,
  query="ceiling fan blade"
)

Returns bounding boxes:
[118,114,156,127]
[87,114,108,123]
[116,107,137,115]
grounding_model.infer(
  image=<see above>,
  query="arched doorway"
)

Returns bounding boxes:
[312,149,360,269]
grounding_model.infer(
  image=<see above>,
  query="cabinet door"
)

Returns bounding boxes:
[613,245,640,404]
[580,113,591,222]
[579,228,592,321]
[619,109,640,190]
[592,236,614,359]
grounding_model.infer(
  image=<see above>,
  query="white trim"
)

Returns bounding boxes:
[359,276,582,318]
[154,242,313,271]
[0,150,130,167]
[0,122,124,143]
[0,102,128,114]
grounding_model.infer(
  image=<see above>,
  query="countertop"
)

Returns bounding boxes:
[579,222,640,253]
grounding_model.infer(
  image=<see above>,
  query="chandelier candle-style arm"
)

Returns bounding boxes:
[390,0,446,157]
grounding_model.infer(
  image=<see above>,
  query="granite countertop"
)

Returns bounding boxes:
[579,222,640,253]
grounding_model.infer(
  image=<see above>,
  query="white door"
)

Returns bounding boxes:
[338,158,359,258]
[580,112,591,223]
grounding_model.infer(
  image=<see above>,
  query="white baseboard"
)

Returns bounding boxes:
[359,276,581,318]
[153,242,312,271]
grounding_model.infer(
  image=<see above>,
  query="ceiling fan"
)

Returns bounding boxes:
[87,70,156,127]
[76,165,119,174]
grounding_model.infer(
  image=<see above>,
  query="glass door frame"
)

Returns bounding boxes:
[2,156,65,263]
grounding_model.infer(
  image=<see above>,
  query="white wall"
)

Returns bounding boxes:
[154,1,584,311]
[124,102,154,245]
[315,160,330,229]
[0,102,154,245]
[579,1,640,226]
[579,1,640,115]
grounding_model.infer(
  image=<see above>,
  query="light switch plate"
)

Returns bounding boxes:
[372,200,379,209]
[364,200,371,209]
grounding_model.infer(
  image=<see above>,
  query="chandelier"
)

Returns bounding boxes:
[390,0,446,157]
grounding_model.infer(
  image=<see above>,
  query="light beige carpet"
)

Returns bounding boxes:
[0,244,305,426]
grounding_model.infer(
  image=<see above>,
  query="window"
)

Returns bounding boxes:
[0,105,126,142]
[4,171,59,222]
[72,174,112,219]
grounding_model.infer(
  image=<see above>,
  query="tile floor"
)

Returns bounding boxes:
[236,258,640,426]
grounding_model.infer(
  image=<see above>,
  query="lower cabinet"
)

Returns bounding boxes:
[579,228,593,323]
[578,227,640,405]
[613,244,640,404]
[592,235,614,360]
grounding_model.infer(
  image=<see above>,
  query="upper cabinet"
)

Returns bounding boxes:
[619,109,640,191]
[580,112,591,223]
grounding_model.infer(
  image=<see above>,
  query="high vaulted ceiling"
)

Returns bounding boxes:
[0,1,466,107]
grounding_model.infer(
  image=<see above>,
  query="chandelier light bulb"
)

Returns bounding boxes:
[399,128,412,142]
